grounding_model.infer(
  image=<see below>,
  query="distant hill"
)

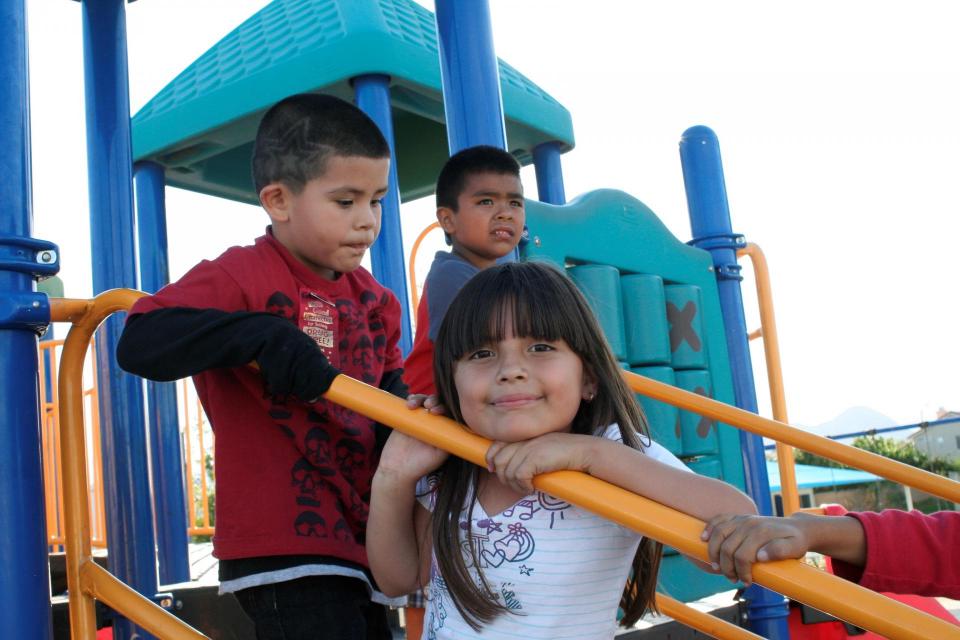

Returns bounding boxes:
[764,407,916,451]
[808,406,904,441]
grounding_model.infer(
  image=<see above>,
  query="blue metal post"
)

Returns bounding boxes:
[134,161,190,586]
[352,75,413,355]
[0,1,54,637]
[434,0,521,261]
[680,125,789,639]
[82,1,158,637]
[532,141,566,204]
[434,0,508,153]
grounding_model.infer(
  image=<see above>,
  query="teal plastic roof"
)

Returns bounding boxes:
[767,462,880,492]
[131,0,574,205]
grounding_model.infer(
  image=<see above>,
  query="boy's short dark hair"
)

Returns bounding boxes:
[252,93,390,194]
[435,145,521,211]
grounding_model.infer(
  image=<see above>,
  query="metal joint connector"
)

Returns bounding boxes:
[716,263,743,281]
[687,232,747,252]
[0,291,50,334]
[0,234,60,278]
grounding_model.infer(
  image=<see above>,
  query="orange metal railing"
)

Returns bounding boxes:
[45,291,960,639]
[738,242,800,514]
[180,379,215,537]
[622,370,960,504]
[328,374,960,640]
[38,339,107,549]
[50,292,209,640]
[38,341,216,547]
[408,221,440,312]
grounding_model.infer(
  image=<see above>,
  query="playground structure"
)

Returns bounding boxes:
[3,1,960,640]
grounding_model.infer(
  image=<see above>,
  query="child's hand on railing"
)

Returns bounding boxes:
[701,512,866,587]
[405,393,447,415]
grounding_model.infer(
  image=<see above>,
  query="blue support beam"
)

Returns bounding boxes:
[352,75,413,355]
[434,0,519,262]
[533,141,567,205]
[680,125,789,639]
[434,0,508,154]
[81,2,157,637]
[134,161,190,586]
[0,7,54,637]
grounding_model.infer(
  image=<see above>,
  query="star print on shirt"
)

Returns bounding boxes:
[519,565,533,576]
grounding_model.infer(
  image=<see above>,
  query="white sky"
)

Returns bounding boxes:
[26,0,960,430]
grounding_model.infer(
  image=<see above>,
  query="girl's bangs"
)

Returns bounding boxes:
[443,265,586,360]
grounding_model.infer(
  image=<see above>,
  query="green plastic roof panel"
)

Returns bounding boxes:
[131,0,574,205]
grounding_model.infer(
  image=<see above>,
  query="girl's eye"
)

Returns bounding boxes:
[337,200,353,207]
[372,198,384,207]
[511,200,524,208]
[529,343,555,353]
[477,198,494,206]
[467,349,495,360]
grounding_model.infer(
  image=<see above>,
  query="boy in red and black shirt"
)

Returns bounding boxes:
[118,94,406,638]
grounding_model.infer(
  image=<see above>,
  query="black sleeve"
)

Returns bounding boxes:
[373,367,409,450]
[117,308,340,402]
[378,367,408,399]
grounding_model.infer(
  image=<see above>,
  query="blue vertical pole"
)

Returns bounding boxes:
[352,75,413,356]
[434,0,508,154]
[434,0,520,261]
[532,141,566,205]
[0,1,54,637]
[679,125,789,639]
[82,2,158,638]
[134,161,190,586]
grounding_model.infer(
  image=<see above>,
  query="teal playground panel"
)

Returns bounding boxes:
[523,189,745,602]
[131,0,573,206]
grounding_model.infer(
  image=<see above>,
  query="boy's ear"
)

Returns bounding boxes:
[260,182,291,224]
[436,206,457,235]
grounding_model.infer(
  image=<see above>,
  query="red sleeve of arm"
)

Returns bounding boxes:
[129,258,247,317]
[842,510,960,598]
[380,288,404,372]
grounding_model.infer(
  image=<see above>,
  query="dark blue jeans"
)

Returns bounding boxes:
[233,575,393,640]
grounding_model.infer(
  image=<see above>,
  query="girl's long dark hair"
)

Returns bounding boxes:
[430,260,662,630]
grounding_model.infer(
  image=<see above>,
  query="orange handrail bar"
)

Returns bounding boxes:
[39,338,108,548]
[46,291,960,639]
[622,370,960,504]
[656,594,762,640]
[408,221,440,311]
[51,292,209,640]
[45,293,749,640]
[196,393,213,533]
[738,242,800,514]
[325,374,960,640]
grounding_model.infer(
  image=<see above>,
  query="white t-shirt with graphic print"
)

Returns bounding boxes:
[415,424,690,640]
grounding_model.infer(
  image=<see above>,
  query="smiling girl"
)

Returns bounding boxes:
[368,261,755,639]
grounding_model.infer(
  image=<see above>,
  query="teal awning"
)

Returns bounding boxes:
[131,0,574,205]
[767,461,881,492]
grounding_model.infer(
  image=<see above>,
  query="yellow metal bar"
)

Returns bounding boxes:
[324,375,960,640]
[623,370,960,504]
[54,297,110,639]
[196,397,211,530]
[81,562,206,640]
[408,221,440,312]
[655,594,763,640]
[51,292,211,640]
[182,378,197,535]
[87,347,108,548]
[738,243,800,515]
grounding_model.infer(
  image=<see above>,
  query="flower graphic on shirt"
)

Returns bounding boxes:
[493,523,535,563]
